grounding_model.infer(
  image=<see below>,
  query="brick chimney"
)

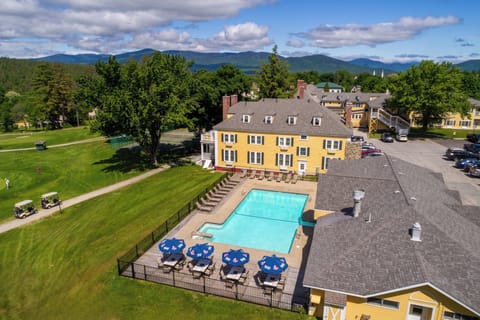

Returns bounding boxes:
[297,80,305,99]
[230,94,238,106]
[222,96,231,120]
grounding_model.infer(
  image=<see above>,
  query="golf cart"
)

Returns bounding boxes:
[41,192,62,209]
[14,200,38,219]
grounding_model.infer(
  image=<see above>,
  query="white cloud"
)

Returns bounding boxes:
[286,39,305,48]
[293,16,461,48]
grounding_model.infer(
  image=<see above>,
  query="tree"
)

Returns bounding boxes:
[354,72,388,92]
[387,61,470,130]
[91,53,196,166]
[463,71,480,99]
[257,45,290,98]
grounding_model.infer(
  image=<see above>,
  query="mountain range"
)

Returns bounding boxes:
[34,48,480,74]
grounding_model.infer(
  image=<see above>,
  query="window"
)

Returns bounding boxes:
[287,116,297,125]
[248,135,264,145]
[366,297,399,309]
[276,153,292,168]
[222,149,237,163]
[202,144,210,153]
[321,156,339,170]
[247,151,264,164]
[313,117,322,126]
[324,139,343,150]
[352,114,362,119]
[445,119,455,127]
[221,133,237,144]
[460,120,471,127]
[297,146,310,157]
[299,135,308,141]
[444,311,479,320]
[265,116,273,124]
[242,114,251,123]
[277,136,294,148]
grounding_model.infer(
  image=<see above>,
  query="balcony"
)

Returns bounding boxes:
[200,132,215,143]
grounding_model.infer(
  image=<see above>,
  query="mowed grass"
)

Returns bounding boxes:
[0,140,151,223]
[0,165,306,320]
[0,126,100,150]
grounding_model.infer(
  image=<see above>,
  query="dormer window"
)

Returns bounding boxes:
[265,115,273,124]
[313,117,322,126]
[242,114,251,123]
[287,116,297,125]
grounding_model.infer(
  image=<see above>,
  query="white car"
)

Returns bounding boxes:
[396,134,408,142]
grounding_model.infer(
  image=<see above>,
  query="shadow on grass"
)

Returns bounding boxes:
[94,136,200,173]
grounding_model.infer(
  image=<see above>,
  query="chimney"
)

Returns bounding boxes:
[352,189,365,218]
[410,222,422,241]
[297,80,305,99]
[230,94,238,106]
[222,96,231,120]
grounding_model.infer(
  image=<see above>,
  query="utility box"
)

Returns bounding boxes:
[35,140,47,150]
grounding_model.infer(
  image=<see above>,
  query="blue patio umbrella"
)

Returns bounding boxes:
[187,243,214,259]
[258,254,288,275]
[222,249,250,267]
[158,237,186,255]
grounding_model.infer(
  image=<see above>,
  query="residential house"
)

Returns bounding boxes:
[303,155,480,320]
[201,96,354,175]
[315,82,345,93]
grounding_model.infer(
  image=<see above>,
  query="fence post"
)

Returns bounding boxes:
[117,259,121,275]
[172,270,176,287]
[151,232,155,244]
[135,245,139,258]
[131,262,135,278]
[177,211,180,221]
[166,221,169,232]
[203,276,206,293]
[144,265,147,280]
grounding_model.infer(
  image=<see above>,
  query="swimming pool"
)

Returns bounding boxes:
[198,189,308,253]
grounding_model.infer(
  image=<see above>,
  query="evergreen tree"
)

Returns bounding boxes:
[257,45,290,98]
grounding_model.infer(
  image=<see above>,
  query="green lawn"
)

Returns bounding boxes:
[409,127,475,139]
[0,165,307,320]
[0,126,100,150]
[0,140,151,223]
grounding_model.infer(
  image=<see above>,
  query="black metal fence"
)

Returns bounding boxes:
[116,173,231,274]
[120,261,308,313]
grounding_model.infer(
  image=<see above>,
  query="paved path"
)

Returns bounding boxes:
[0,164,170,234]
[0,136,107,152]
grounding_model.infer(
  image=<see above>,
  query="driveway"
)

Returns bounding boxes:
[355,130,480,206]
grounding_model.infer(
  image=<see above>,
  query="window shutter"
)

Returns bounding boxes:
[247,135,250,144]
[262,136,264,145]
[291,137,294,146]
[222,149,224,161]
[323,139,326,149]
[276,137,279,146]
[275,153,278,166]
[221,133,224,142]
[234,134,237,143]
[307,147,310,156]
[339,141,343,150]
[261,153,264,165]
[247,151,250,164]
[290,154,293,166]
[234,150,237,162]
[296,147,299,156]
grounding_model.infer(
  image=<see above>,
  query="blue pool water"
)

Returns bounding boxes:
[198,189,308,253]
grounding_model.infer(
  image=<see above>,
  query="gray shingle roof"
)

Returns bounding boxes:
[304,155,480,316]
[213,98,352,137]
[304,84,389,108]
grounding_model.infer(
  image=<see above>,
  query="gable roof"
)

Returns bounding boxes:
[316,82,344,89]
[304,155,480,316]
[213,98,352,137]
[304,84,389,108]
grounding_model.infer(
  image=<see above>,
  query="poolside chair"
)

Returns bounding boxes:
[277,278,286,291]
[187,259,196,271]
[276,173,282,182]
[258,171,265,180]
[285,172,292,183]
[196,201,213,212]
[291,173,298,184]
[266,171,272,181]
[249,170,256,179]
[240,169,248,178]
[205,262,216,277]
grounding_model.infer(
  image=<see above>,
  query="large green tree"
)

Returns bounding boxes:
[463,71,480,100]
[257,45,290,98]
[387,61,470,130]
[92,53,196,166]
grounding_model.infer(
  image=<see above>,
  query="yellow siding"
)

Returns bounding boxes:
[216,130,347,175]
[309,285,478,320]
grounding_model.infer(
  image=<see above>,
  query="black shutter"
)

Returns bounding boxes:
[221,133,224,142]
[247,135,250,144]
[323,139,326,149]
[339,141,343,150]
[261,152,264,165]
[322,157,325,170]
[307,147,310,156]
[291,137,294,147]
[275,153,278,166]
[247,151,250,164]
[221,149,224,161]
[296,147,299,156]
[234,134,237,143]
[276,137,279,146]
[262,136,264,145]
[290,154,293,166]
[234,150,237,162]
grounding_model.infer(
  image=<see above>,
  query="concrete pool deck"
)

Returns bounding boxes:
[134,174,317,294]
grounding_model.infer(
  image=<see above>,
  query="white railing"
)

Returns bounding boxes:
[371,108,410,134]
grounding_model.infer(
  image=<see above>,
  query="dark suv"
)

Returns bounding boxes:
[466,133,480,143]
[444,147,479,160]
[381,132,394,143]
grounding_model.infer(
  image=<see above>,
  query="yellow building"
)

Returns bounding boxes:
[304,156,480,320]
[203,97,353,175]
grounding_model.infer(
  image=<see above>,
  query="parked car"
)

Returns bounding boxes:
[463,160,480,172]
[466,133,480,143]
[469,166,480,178]
[350,135,364,142]
[444,147,478,160]
[381,132,394,143]
[454,158,478,169]
[396,134,408,142]
[362,151,385,158]
[464,143,480,152]
[362,148,382,157]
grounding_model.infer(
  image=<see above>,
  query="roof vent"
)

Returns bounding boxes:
[394,190,400,194]
[410,222,422,241]
[352,189,365,218]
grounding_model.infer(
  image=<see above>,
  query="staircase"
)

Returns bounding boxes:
[370,108,410,134]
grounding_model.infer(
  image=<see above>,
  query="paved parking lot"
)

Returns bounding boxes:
[355,131,480,206]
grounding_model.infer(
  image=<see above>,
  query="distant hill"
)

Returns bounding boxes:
[456,59,480,71]
[33,49,374,74]
[349,58,418,73]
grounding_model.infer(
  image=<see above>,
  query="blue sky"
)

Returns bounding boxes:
[0,0,478,63]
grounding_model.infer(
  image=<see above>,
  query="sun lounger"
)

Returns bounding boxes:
[258,171,265,180]
[240,169,248,178]
[276,173,282,182]
[196,201,212,212]
[265,171,272,181]
[249,170,256,179]
[285,173,292,183]
[291,173,298,184]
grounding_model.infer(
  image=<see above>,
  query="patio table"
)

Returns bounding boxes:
[163,253,184,268]
[263,273,280,288]
[226,266,245,281]
[192,258,211,276]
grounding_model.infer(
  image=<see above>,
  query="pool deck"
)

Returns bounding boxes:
[134,174,317,297]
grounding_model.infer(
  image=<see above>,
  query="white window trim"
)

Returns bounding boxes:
[298,146,309,157]
[325,139,342,150]
[223,149,236,164]
[248,151,264,164]
[278,136,293,148]
[299,135,308,141]
[223,133,236,146]
[278,153,292,169]
[460,120,471,128]
[242,114,251,123]
[287,116,297,125]
[265,116,273,124]
[313,117,322,126]
[322,156,339,170]
[352,114,362,119]
[248,135,263,145]
[366,297,400,310]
